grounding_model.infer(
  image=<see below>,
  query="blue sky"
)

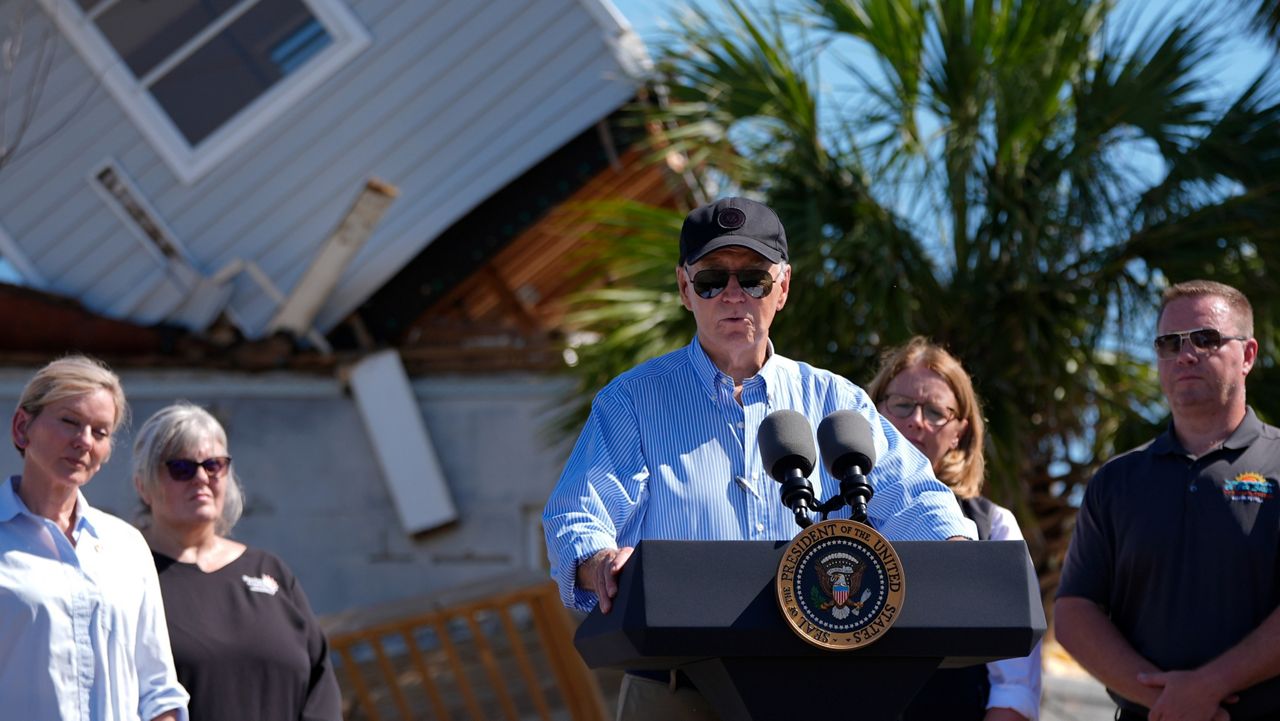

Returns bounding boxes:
[606,0,1273,277]
[609,0,1272,102]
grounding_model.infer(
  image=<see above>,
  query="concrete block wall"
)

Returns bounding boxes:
[0,367,575,615]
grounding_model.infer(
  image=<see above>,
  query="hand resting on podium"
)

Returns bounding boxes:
[577,546,635,614]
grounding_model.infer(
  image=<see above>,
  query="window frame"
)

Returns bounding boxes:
[39,0,370,185]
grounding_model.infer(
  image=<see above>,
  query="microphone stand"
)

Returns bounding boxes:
[840,467,873,525]
[813,466,874,525]
[778,469,815,529]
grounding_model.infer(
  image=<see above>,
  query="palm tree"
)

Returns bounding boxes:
[561,0,1280,604]
[1246,0,1280,48]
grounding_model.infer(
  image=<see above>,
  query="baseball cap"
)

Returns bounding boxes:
[678,197,788,265]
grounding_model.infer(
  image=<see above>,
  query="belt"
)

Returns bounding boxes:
[626,669,697,691]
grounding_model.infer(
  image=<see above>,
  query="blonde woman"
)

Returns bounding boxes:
[0,355,188,720]
[868,337,1041,721]
[133,402,340,721]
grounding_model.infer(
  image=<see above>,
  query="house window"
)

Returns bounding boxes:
[44,0,369,183]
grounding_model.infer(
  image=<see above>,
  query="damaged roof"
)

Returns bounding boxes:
[0,0,649,344]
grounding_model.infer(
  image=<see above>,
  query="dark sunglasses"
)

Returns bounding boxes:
[165,456,232,482]
[687,268,777,299]
[1153,327,1248,360]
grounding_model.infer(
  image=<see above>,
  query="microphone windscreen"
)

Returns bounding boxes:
[758,409,817,481]
[817,410,877,477]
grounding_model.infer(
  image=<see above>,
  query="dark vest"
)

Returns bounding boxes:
[960,496,997,540]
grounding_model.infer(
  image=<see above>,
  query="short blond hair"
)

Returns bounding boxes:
[866,337,986,499]
[1159,280,1253,337]
[14,355,128,456]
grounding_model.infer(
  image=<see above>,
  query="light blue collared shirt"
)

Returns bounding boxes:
[0,476,189,720]
[543,339,976,611]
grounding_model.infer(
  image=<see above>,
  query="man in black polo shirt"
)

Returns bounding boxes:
[1056,279,1280,721]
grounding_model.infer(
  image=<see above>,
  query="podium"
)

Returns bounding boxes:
[574,540,1045,721]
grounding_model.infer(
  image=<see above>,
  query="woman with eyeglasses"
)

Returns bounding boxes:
[867,337,1041,721]
[0,356,188,720]
[132,402,341,721]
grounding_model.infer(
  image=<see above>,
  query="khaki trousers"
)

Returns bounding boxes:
[616,673,721,721]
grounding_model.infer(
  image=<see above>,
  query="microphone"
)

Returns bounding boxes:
[816,410,877,524]
[758,409,818,529]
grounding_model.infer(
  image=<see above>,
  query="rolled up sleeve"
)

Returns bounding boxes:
[543,389,649,611]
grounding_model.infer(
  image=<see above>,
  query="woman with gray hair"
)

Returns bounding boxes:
[133,402,341,721]
[0,355,188,720]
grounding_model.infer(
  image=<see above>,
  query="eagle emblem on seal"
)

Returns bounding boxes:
[814,552,870,620]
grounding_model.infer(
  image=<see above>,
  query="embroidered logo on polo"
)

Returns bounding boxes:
[242,573,280,595]
[1222,472,1275,504]
[776,519,904,650]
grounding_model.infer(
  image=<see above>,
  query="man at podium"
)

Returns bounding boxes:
[542,197,975,719]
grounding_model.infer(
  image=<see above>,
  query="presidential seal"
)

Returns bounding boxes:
[776,519,905,650]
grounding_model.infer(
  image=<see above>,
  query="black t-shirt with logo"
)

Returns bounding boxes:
[1059,407,1280,719]
[152,547,342,721]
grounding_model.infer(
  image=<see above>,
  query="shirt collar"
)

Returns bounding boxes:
[1224,406,1263,448]
[0,476,22,523]
[686,337,779,397]
[0,475,97,535]
[1153,406,1263,456]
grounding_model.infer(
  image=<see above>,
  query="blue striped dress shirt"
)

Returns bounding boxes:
[543,338,976,611]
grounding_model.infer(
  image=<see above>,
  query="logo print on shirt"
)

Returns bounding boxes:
[1222,472,1275,504]
[242,573,280,595]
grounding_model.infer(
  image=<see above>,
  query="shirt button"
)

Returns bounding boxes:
[737,421,745,429]
[756,523,765,532]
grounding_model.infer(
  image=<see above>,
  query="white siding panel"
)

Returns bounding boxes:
[185,0,540,268]
[15,55,100,129]
[102,272,168,320]
[28,199,111,271]
[254,11,638,336]
[349,0,400,27]
[269,39,622,291]
[14,88,102,148]
[147,0,472,221]
[1,0,642,334]
[252,2,597,277]
[54,220,148,294]
[35,212,140,291]
[0,82,104,181]
[107,273,188,324]
[116,144,167,186]
[226,279,279,332]
[130,2,473,278]
[204,0,614,338]
[4,106,134,237]
[2,109,119,236]
[315,76,633,333]
[0,13,104,165]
